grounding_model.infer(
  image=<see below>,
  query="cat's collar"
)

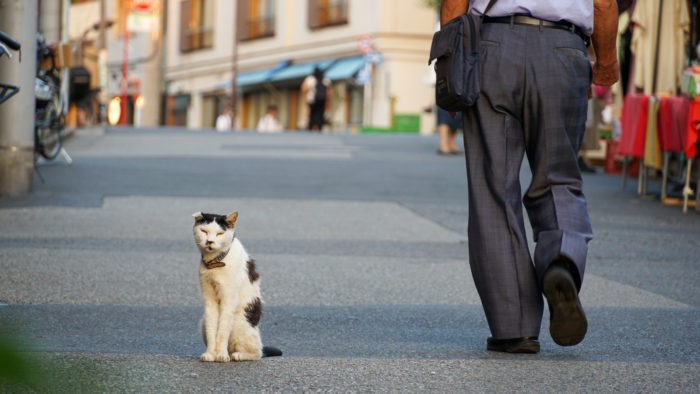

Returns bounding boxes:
[201,248,230,269]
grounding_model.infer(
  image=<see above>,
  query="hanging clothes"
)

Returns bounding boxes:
[619,93,650,157]
[631,0,690,95]
[643,97,662,169]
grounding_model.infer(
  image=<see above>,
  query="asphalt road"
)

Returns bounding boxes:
[1,127,698,393]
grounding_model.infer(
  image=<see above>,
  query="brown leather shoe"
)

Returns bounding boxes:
[486,336,540,354]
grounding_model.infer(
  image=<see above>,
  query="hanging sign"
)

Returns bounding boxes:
[365,51,383,65]
[356,63,371,85]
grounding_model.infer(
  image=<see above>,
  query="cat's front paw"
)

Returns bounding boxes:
[215,352,231,363]
[200,352,215,362]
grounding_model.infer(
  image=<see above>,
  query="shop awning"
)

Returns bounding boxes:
[224,58,350,90]
[236,69,273,87]
[236,60,290,87]
[269,59,335,82]
[324,56,366,81]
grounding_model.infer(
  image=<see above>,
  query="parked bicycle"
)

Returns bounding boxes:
[0,30,67,163]
[34,34,65,161]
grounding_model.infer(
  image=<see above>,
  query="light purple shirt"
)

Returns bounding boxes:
[469,0,593,36]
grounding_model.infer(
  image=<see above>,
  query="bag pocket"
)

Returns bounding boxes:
[429,14,481,112]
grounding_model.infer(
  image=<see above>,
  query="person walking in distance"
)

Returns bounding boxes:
[440,0,619,353]
[302,67,331,132]
[437,107,463,155]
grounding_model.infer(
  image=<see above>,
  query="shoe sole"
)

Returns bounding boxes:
[487,340,540,354]
[543,266,587,346]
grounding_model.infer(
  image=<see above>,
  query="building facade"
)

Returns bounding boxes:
[65,0,165,127]
[164,0,437,133]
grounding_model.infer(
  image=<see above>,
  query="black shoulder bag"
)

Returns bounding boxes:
[429,0,498,111]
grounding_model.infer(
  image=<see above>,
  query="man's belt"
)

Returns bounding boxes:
[483,15,590,46]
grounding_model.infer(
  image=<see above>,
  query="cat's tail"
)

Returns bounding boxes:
[262,346,282,358]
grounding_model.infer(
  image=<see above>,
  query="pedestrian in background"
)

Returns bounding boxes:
[437,107,463,155]
[440,0,619,353]
[257,104,283,133]
[215,106,232,132]
[301,67,331,132]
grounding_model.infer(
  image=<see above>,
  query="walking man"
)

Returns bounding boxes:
[440,0,619,352]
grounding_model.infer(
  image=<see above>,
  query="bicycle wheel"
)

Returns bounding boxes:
[35,102,63,160]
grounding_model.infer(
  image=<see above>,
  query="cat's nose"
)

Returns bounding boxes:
[206,240,214,245]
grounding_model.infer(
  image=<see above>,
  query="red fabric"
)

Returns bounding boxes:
[657,96,689,153]
[618,94,649,157]
[687,99,700,157]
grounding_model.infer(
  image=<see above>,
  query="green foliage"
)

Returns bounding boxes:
[0,334,37,392]
[424,0,441,11]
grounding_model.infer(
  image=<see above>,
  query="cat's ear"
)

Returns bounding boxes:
[226,211,238,228]
[192,212,203,223]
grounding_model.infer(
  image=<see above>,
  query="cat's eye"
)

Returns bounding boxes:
[217,232,224,236]
[200,229,208,235]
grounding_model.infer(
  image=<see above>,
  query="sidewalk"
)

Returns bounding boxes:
[1,126,698,392]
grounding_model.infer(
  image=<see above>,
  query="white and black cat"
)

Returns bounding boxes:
[192,211,281,362]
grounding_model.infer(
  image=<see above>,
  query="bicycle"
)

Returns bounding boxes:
[1,30,71,177]
[34,34,65,161]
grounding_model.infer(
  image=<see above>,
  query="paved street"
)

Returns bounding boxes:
[1,126,699,393]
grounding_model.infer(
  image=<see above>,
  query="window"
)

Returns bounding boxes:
[308,0,348,30]
[238,0,276,41]
[180,0,214,52]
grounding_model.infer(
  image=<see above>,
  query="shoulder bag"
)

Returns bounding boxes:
[429,0,498,111]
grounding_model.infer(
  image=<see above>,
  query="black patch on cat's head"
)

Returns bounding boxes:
[244,297,262,327]
[196,213,231,229]
[247,259,260,283]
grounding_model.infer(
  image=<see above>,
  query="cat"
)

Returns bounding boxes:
[192,211,281,362]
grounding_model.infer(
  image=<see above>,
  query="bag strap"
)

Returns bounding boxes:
[483,0,498,16]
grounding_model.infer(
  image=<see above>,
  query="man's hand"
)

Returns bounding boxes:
[593,60,620,86]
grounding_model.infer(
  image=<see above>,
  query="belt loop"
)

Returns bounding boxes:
[509,15,514,28]
[538,19,543,32]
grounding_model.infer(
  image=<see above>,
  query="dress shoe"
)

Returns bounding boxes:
[486,336,540,354]
[542,263,587,346]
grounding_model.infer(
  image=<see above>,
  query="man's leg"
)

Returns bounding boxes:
[521,28,593,346]
[521,28,593,292]
[462,23,543,341]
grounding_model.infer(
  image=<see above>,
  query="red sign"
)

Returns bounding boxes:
[132,0,154,12]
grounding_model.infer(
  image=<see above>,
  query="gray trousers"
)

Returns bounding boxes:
[462,22,593,339]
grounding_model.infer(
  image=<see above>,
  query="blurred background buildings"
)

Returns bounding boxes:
[47,0,438,134]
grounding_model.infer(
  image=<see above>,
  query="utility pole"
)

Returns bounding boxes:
[99,0,107,50]
[121,0,130,125]
[230,2,239,130]
[0,0,38,197]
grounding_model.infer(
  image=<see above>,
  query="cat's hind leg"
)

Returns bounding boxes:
[229,314,263,361]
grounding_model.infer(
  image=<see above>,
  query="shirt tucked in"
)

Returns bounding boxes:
[469,0,593,36]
